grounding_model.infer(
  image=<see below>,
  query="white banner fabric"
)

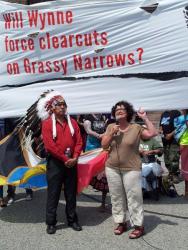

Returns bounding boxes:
[0,0,188,86]
[0,77,187,118]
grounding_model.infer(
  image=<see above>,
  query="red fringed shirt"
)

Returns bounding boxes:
[42,117,83,163]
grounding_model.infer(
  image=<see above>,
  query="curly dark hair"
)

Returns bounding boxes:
[111,101,135,122]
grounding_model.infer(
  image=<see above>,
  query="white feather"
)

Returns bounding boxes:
[52,113,57,139]
[67,113,74,136]
[37,91,62,120]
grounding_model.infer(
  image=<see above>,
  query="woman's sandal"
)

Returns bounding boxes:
[129,226,144,239]
[114,223,127,235]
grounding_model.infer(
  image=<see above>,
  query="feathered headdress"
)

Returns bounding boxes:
[15,90,74,158]
[36,90,74,139]
[37,91,61,121]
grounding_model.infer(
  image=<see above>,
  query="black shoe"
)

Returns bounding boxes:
[68,222,82,231]
[46,225,56,234]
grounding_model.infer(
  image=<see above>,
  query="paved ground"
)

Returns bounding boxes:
[0,182,188,250]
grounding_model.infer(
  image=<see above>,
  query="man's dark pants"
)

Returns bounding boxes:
[46,155,78,226]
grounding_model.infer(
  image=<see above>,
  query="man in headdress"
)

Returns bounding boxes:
[39,91,83,234]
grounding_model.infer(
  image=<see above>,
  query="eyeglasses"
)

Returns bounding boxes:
[115,108,126,113]
[55,101,66,107]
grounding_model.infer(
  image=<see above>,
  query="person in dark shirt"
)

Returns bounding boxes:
[159,110,181,183]
[84,114,106,150]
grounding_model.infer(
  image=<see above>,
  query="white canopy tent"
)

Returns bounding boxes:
[0,77,187,118]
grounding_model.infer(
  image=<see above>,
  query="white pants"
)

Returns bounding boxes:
[142,162,162,191]
[105,167,144,227]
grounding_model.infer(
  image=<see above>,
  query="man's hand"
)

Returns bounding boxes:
[65,158,78,168]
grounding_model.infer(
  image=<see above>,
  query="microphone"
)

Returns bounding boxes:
[115,120,120,135]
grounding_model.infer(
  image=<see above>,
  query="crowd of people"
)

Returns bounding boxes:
[0,95,187,238]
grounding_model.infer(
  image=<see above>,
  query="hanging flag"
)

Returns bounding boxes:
[0,138,108,193]
[0,131,26,179]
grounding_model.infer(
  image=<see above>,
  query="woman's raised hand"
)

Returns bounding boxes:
[137,107,147,120]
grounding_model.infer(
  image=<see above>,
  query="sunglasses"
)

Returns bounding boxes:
[55,101,66,107]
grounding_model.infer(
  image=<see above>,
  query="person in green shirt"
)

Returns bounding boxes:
[174,109,188,198]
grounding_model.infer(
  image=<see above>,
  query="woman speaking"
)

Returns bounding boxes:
[102,101,157,239]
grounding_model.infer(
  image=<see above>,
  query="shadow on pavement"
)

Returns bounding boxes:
[0,189,111,226]
[144,214,178,234]
[143,194,188,205]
